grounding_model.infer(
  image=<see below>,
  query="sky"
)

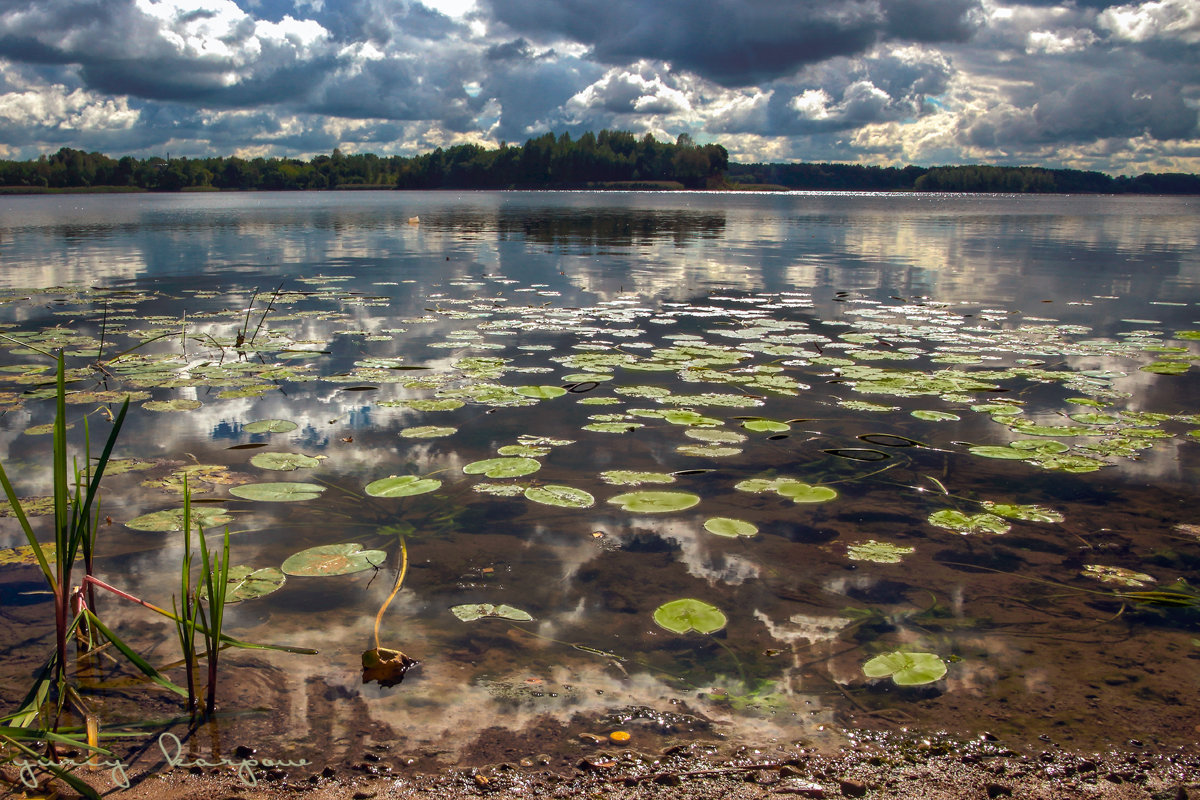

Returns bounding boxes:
[0,0,1197,174]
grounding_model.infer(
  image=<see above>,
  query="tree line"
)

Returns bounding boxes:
[1,132,1196,194]
[725,162,1200,194]
[0,131,728,192]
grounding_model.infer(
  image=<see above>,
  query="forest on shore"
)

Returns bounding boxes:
[2,130,1197,194]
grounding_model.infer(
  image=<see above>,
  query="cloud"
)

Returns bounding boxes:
[483,0,980,87]
[1099,0,1200,44]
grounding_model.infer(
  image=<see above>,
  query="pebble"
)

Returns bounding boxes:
[773,779,827,797]
[839,778,869,797]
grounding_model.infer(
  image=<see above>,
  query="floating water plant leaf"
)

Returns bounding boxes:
[0,542,70,566]
[911,410,960,421]
[775,481,839,503]
[243,419,298,434]
[515,385,568,399]
[862,651,946,686]
[282,543,386,576]
[451,603,533,622]
[473,482,529,496]
[741,418,790,433]
[968,445,1028,460]
[221,566,286,602]
[403,398,464,412]
[847,540,915,563]
[1140,361,1190,375]
[608,491,700,513]
[600,470,676,486]
[250,452,322,471]
[362,647,419,687]
[524,484,595,508]
[464,457,541,478]
[365,475,443,497]
[676,444,742,457]
[684,428,746,443]
[980,502,1064,523]
[230,482,326,502]
[928,509,1010,535]
[0,495,54,517]
[126,506,234,532]
[1082,564,1155,587]
[582,421,643,433]
[652,598,727,634]
[399,425,457,439]
[703,517,758,538]
[662,410,721,427]
[1069,412,1119,425]
[143,398,202,412]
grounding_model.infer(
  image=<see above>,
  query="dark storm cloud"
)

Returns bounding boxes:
[483,0,980,86]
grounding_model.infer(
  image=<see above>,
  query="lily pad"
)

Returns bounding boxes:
[250,452,322,471]
[281,543,386,576]
[608,491,700,514]
[365,475,443,498]
[243,419,298,434]
[980,502,1064,523]
[928,509,1010,535]
[862,651,946,686]
[653,598,727,634]
[143,398,202,412]
[600,470,677,486]
[515,385,568,399]
[230,482,326,502]
[847,540,915,563]
[703,517,758,538]
[741,418,790,433]
[126,506,234,532]
[221,566,286,602]
[524,484,595,508]
[463,457,541,479]
[451,603,533,622]
[911,410,960,422]
[399,425,457,439]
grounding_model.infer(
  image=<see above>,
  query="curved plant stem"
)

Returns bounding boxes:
[373,536,408,651]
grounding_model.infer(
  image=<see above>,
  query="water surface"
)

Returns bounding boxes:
[1,191,1197,770]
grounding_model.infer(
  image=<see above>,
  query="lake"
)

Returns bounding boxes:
[1,190,1197,774]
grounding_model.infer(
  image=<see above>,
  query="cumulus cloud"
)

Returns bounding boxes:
[0,0,1195,173]
[483,0,980,87]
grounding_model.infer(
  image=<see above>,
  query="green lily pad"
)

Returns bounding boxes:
[862,651,946,685]
[911,410,960,422]
[928,509,1010,535]
[126,506,234,532]
[524,485,595,508]
[582,421,644,433]
[980,502,1064,523]
[230,482,326,502]
[243,419,298,434]
[403,398,465,412]
[775,481,838,503]
[250,452,322,471]
[968,445,1029,460]
[463,457,541,478]
[846,540,915,563]
[221,566,286,602]
[608,491,701,513]
[451,603,533,622]
[365,475,443,498]
[0,495,54,517]
[703,517,758,538]
[741,418,790,433]
[281,543,386,576]
[143,398,202,412]
[653,598,727,634]
[600,470,677,486]
[399,425,457,439]
[515,385,568,399]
